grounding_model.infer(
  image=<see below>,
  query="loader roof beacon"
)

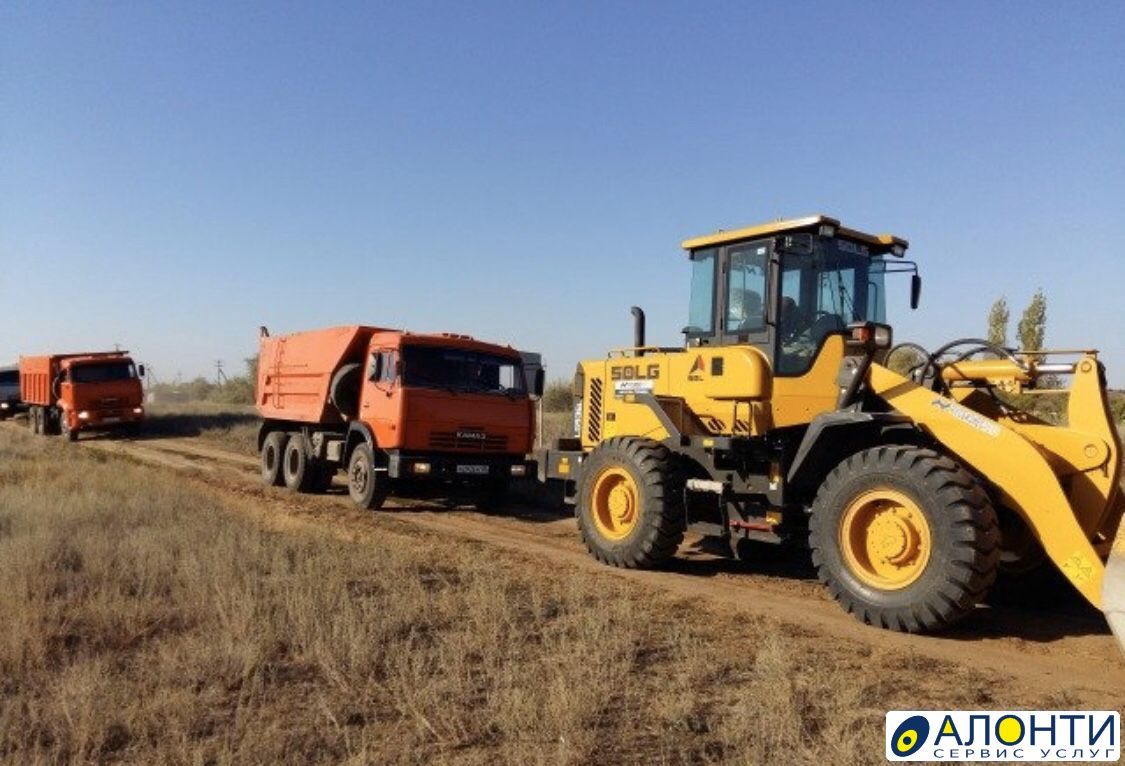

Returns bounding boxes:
[256,325,543,510]
[540,214,1124,645]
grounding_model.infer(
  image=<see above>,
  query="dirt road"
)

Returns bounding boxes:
[15,422,1125,706]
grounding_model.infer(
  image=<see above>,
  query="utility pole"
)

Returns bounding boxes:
[215,360,227,386]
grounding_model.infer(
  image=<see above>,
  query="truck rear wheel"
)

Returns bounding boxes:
[809,445,999,632]
[29,407,40,435]
[348,443,388,510]
[577,437,685,569]
[260,431,288,487]
[282,434,315,493]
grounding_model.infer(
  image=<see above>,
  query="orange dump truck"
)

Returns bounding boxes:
[19,352,146,441]
[256,325,543,509]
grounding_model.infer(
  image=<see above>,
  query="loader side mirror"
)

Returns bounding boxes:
[910,274,922,310]
[137,364,146,378]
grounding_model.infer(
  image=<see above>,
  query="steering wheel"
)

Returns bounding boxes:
[782,310,835,342]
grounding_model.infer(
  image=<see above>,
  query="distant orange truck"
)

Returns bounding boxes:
[20,352,146,441]
[256,325,543,509]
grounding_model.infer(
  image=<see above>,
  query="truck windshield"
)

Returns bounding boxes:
[777,239,886,374]
[70,362,137,384]
[0,370,17,385]
[402,346,526,395]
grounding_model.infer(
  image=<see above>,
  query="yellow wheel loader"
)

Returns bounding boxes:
[540,215,1125,641]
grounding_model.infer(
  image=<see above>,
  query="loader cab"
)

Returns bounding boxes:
[682,215,915,376]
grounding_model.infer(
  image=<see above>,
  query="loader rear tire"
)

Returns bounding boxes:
[809,445,999,632]
[260,431,288,487]
[577,437,685,569]
[282,434,315,493]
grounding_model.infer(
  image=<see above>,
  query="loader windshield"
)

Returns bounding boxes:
[777,239,885,374]
[402,346,526,396]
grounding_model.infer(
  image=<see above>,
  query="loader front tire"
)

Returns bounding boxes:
[577,437,685,569]
[809,445,999,632]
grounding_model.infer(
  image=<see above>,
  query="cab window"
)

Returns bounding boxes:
[724,244,768,334]
[685,248,716,336]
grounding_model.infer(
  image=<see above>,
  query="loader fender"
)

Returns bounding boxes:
[787,411,913,495]
[868,363,1108,609]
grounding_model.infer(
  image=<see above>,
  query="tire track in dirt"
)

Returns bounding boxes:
[14,423,1125,703]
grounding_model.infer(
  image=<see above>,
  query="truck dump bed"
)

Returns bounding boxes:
[19,356,61,406]
[257,325,390,425]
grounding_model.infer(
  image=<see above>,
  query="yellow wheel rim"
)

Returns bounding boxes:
[839,489,932,590]
[590,466,641,541]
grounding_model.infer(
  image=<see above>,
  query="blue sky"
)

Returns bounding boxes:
[2,2,1123,386]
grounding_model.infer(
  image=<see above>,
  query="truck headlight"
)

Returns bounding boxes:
[412,462,432,475]
[78,411,89,420]
[510,464,527,477]
[0,402,8,410]
[132,407,144,415]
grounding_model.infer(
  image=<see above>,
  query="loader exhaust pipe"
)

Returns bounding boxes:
[631,306,646,356]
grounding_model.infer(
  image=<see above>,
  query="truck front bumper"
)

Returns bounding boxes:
[74,406,145,430]
[386,451,532,482]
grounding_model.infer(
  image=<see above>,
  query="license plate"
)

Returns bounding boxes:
[456,464,489,475]
[102,417,122,424]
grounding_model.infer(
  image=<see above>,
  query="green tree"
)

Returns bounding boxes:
[1016,289,1047,351]
[986,297,1009,346]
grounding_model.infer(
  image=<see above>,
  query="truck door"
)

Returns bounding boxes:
[362,347,401,448]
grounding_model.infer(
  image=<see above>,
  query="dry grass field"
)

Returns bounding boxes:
[0,422,1119,765]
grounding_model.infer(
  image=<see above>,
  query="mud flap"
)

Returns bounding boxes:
[1105,531,1125,653]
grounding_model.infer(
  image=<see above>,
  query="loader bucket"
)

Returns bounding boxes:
[1106,530,1125,652]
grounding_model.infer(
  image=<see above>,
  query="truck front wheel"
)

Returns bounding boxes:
[348,444,388,511]
[58,409,77,441]
[809,445,1000,632]
[282,434,315,493]
[260,431,288,487]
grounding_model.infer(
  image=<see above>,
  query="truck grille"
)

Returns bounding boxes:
[429,431,508,451]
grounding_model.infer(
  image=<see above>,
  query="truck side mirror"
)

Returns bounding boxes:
[534,368,545,398]
[137,364,146,378]
[910,274,922,310]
